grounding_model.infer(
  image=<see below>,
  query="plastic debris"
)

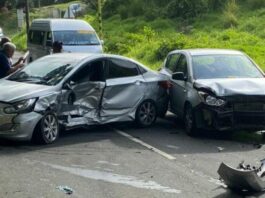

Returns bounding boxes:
[217,147,224,152]
[56,186,74,195]
[218,159,265,192]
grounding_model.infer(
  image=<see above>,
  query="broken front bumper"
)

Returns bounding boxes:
[195,103,265,131]
[218,162,265,192]
[0,110,42,141]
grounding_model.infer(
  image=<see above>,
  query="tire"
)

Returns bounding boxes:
[135,100,157,127]
[184,104,198,136]
[33,112,59,144]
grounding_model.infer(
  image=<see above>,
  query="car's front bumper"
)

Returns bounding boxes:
[0,111,42,141]
[195,103,265,131]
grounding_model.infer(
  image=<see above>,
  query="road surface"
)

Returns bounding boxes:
[0,112,264,198]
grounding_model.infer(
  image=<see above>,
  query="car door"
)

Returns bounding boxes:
[60,59,106,127]
[100,58,145,122]
[170,54,189,116]
[28,30,47,60]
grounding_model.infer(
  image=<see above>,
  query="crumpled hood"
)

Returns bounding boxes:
[0,79,56,103]
[194,78,265,96]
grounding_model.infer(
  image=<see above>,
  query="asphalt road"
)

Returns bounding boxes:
[0,112,265,198]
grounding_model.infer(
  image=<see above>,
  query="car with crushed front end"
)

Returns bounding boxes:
[0,53,169,144]
[160,49,265,136]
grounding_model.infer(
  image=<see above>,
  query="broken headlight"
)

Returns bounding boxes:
[199,91,226,107]
[4,98,37,114]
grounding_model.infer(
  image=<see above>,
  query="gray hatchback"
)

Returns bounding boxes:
[0,53,168,143]
[160,49,265,135]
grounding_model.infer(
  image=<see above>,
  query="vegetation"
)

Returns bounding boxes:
[2,0,265,70]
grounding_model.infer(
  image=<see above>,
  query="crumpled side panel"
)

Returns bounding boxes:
[34,92,61,113]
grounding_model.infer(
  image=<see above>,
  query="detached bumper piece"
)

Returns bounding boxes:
[218,160,265,192]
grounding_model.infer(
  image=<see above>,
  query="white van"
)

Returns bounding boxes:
[28,19,103,61]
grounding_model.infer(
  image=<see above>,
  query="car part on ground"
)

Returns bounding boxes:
[218,159,265,192]
[0,53,169,144]
[160,49,265,134]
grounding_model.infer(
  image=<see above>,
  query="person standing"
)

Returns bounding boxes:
[0,42,24,79]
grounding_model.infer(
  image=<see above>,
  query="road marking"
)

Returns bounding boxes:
[40,161,181,194]
[114,128,176,161]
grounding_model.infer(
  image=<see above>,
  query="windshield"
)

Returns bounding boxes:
[8,56,79,86]
[53,30,100,45]
[192,54,264,79]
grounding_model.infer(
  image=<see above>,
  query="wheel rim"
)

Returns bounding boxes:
[139,102,156,125]
[185,108,193,133]
[43,114,58,142]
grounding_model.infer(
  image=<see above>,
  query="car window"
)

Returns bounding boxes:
[8,56,78,86]
[28,30,45,45]
[53,30,100,45]
[107,58,139,79]
[71,60,105,83]
[174,54,188,76]
[165,54,180,72]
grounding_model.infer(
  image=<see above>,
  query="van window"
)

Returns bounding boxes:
[28,30,45,45]
[53,30,100,45]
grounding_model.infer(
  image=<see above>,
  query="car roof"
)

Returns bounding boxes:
[31,19,95,31]
[40,53,151,70]
[169,49,244,56]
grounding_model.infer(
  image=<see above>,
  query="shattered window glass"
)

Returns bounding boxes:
[8,56,79,86]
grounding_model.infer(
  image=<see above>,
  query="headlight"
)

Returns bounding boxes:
[4,98,37,114]
[198,91,225,107]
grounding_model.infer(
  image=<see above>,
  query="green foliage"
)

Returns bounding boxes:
[12,29,27,51]
[222,0,239,28]
[247,0,265,9]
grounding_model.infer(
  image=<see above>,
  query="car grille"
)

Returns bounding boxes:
[231,102,265,126]
[234,103,265,112]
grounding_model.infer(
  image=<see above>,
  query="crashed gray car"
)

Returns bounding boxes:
[160,49,265,135]
[0,53,168,143]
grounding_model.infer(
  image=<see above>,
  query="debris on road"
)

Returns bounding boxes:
[217,147,225,152]
[253,143,262,149]
[218,159,265,192]
[56,186,74,195]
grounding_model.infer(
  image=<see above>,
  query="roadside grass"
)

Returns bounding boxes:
[230,131,264,144]
[4,1,265,71]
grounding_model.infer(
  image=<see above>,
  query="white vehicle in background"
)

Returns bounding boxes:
[27,19,103,61]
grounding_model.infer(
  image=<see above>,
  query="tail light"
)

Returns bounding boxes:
[158,81,171,89]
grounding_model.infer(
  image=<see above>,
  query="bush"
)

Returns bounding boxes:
[247,0,265,9]
[222,0,239,28]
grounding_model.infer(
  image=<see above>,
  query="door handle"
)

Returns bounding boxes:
[183,89,187,93]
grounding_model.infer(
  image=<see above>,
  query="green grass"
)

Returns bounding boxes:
[3,1,265,70]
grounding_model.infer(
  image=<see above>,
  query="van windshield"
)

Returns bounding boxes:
[53,30,100,45]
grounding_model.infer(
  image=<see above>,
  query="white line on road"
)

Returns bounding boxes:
[114,128,176,161]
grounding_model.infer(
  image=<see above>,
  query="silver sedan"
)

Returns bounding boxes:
[0,53,169,143]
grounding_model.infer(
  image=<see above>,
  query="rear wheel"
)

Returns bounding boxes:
[136,100,157,127]
[184,104,198,136]
[33,112,59,144]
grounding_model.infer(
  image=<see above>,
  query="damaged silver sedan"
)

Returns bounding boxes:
[160,49,265,135]
[0,53,168,143]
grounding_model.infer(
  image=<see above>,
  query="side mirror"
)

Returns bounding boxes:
[172,72,187,81]
[100,40,104,45]
[63,81,75,90]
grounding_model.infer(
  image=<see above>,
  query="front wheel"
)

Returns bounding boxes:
[33,112,59,144]
[184,105,198,136]
[136,100,157,127]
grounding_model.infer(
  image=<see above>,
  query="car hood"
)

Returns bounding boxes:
[0,79,56,103]
[194,78,265,97]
